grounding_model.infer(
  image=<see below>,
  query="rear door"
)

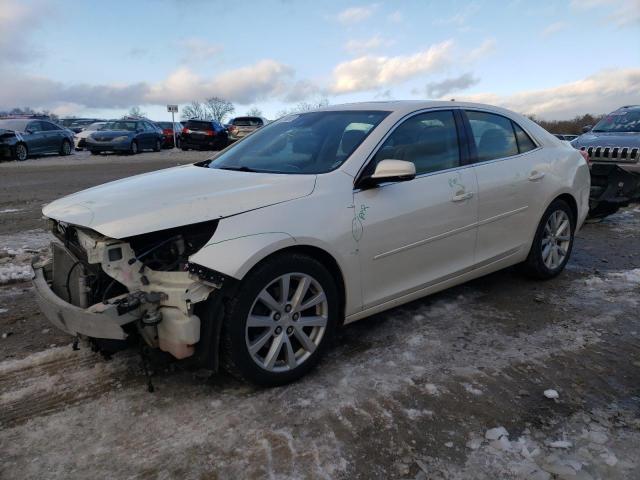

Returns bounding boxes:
[41,121,63,152]
[355,109,479,309]
[464,110,546,264]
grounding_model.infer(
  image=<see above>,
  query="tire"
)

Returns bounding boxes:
[129,140,138,155]
[221,253,339,386]
[181,145,189,151]
[13,143,28,161]
[522,199,575,280]
[153,138,161,152]
[89,150,99,155]
[60,139,72,156]
[175,137,181,149]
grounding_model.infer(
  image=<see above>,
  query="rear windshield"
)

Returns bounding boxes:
[103,121,138,131]
[156,122,172,128]
[0,119,29,131]
[208,110,389,174]
[232,117,263,127]
[186,120,213,131]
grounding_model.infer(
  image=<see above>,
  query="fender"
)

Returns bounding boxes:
[188,232,296,280]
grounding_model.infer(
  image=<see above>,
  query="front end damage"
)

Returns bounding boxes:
[578,146,640,218]
[32,220,222,361]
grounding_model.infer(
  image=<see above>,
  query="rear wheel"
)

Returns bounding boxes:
[60,139,72,156]
[522,199,575,279]
[153,138,161,152]
[222,254,338,386]
[14,143,28,161]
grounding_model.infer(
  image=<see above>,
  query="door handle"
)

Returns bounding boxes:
[528,171,545,181]
[451,191,474,202]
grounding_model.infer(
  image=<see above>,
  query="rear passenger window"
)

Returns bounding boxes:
[512,122,537,153]
[373,110,460,175]
[466,111,518,161]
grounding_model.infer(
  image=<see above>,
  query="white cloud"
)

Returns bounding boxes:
[388,10,403,23]
[421,73,480,98]
[179,38,223,63]
[330,40,454,94]
[435,2,480,27]
[0,59,316,110]
[570,0,640,26]
[466,38,496,62]
[455,68,640,120]
[541,21,567,38]
[336,4,378,24]
[344,35,394,55]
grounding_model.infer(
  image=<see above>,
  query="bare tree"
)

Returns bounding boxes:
[128,106,146,117]
[181,101,208,120]
[276,96,329,118]
[246,107,263,117]
[204,96,235,123]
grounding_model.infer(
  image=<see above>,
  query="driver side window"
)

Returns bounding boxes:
[373,110,460,175]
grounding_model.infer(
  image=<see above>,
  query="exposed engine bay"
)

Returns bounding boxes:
[32,219,221,360]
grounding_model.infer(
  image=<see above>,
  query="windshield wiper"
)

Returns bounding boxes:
[218,165,258,172]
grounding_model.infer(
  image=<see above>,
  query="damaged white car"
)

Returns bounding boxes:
[33,101,590,386]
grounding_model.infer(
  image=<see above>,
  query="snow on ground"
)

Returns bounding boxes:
[0,229,52,285]
[0,208,23,214]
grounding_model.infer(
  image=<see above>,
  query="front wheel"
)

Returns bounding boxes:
[60,139,72,156]
[221,253,338,386]
[153,138,161,152]
[14,143,28,161]
[522,199,575,279]
[129,141,138,155]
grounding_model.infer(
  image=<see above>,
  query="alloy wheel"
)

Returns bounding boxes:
[541,210,571,269]
[245,273,328,372]
[15,144,27,161]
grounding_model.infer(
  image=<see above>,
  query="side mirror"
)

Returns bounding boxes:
[359,159,416,189]
[582,125,592,133]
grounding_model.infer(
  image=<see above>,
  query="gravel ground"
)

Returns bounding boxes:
[0,152,638,479]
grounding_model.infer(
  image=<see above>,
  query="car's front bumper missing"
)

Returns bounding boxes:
[32,256,140,340]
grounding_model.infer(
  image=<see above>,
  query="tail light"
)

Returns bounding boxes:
[229,125,238,132]
[162,128,172,135]
[206,130,216,137]
[182,127,190,134]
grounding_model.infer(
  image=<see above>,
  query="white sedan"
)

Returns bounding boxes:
[73,121,107,150]
[34,101,590,386]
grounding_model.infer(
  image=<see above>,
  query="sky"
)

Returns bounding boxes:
[0,0,638,121]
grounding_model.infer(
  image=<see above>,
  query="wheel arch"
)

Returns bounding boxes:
[553,192,578,224]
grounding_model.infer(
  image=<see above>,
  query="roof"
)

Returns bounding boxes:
[315,100,523,118]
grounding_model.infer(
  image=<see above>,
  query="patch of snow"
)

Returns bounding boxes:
[547,440,572,449]
[463,383,483,395]
[0,307,7,314]
[543,389,559,399]
[0,208,23,214]
[0,264,33,285]
[485,427,509,440]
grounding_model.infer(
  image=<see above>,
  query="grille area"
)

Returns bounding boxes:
[580,146,639,163]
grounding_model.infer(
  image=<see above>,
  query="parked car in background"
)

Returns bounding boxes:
[227,116,268,142]
[554,134,578,141]
[35,101,589,386]
[85,118,163,155]
[155,121,183,148]
[74,121,107,150]
[181,119,228,150]
[571,105,640,218]
[61,118,105,133]
[0,117,74,160]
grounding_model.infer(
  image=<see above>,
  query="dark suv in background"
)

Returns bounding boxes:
[85,118,163,155]
[181,119,228,150]
[61,118,105,133]
[572,105,640,218]
[0,117,74,161]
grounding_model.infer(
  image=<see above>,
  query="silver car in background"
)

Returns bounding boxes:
[227,116,269,142]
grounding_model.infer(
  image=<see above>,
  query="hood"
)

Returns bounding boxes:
[43,164,317,238]
[572,131,640,149]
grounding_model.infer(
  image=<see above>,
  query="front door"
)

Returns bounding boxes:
[355,110,479,309]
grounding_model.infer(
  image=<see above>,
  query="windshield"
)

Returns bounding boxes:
[103,121,138,131]
[209,110,389,174]
[592,110,640,133]
[0,119,29,131]
[87,122,106,131]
